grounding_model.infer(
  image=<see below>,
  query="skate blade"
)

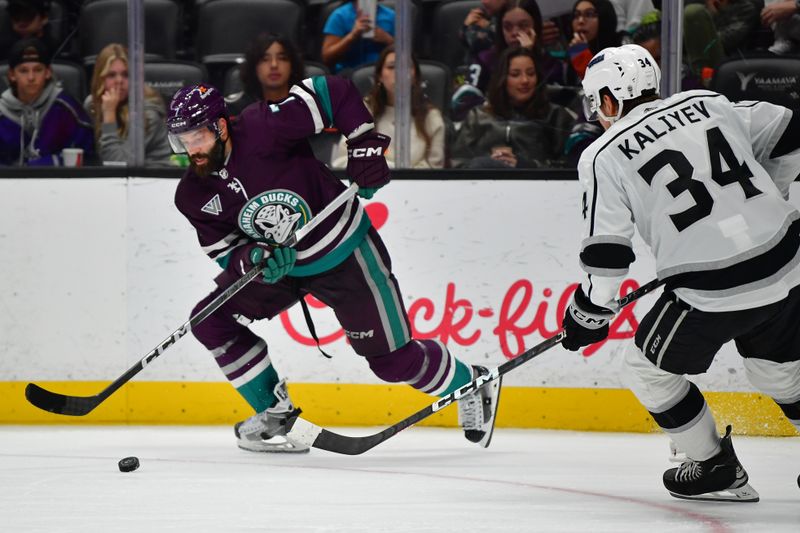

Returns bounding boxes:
[668,482,760,503]
[237,436,311,454]
[478,375,503,449]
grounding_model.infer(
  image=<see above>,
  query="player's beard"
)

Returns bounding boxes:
[190,138,226,178]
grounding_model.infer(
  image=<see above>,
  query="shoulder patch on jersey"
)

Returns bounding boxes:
[238,189,312,244]
[201,194,223,216]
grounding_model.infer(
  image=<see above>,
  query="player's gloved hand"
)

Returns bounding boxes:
[249,245,297,284]
[346,131,391,198]
[356,187,379,199]
[561,285,615,351]
[227,243,296,284]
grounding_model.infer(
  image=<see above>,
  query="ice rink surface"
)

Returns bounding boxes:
[1,425,798,533]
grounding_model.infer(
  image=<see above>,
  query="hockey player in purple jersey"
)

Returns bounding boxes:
[167,79,501,452]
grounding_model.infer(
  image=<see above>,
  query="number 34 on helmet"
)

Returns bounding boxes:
[581,44,661,124]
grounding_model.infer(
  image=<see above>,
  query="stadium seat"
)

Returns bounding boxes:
[144,61,208,105]
[711,55,800,110]
[77,0,181,63]
[0,60,87,102]
[0,0,73,59]
[195,0,304,66]
[429,0,481,69]
[349,60,452,113]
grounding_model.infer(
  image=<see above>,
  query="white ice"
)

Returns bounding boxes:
[1,426,798,532]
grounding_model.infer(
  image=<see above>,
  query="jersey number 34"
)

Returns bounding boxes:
[637,126,762,232]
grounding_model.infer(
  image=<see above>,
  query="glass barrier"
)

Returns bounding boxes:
[2,1,796,172]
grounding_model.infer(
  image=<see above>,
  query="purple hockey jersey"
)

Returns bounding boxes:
[175,76,378,276]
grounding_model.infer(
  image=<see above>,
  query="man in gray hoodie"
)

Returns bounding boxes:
[0,38,94,166]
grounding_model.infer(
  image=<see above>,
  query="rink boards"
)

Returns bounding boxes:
[0,178,797,435]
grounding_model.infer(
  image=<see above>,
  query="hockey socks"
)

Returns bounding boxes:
[235,364,280,412]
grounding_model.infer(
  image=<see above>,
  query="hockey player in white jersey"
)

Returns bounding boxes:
[561,44,800,502]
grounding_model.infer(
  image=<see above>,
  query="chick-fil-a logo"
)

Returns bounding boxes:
[279,202,642,358]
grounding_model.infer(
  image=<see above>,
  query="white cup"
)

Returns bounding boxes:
[62,148,84,167]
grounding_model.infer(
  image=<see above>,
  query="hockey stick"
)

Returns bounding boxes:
[25,183,360,416]
[285,277,665,455]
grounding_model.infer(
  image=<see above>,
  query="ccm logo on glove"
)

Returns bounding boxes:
[349,146,384,158]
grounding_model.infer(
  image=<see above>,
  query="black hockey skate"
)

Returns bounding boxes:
[457,365,502,448]
[234,379,310,453]
[663,425,759,502]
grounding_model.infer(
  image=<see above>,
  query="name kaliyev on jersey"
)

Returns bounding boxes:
[578,89,800,312]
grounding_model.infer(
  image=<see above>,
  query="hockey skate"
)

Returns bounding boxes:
[234,379,310,453]
[663,425,759,502]
[457,365,502,448]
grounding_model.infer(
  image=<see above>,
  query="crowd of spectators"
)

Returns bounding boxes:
[1,0,799,169]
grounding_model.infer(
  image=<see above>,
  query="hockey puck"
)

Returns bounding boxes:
[118,456,140,472]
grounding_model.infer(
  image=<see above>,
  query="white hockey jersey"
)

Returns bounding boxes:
[577,89,800,312]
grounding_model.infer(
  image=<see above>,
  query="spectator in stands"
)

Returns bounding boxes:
[471,0,552,90]
[321,0,395,74]
[683,0,762,77]
[0,38,93,166]
[0,0,58,62]
[332,46,445,169]
[225,33,305,117]
[631,10,703,88]
[454,0,570,120]
[631,10,662,62]
[568,0,621,79]
[84,43,171,166]
[610,0,656,38]
[461,0,508,65]
[761,0,800,55]
[451,47,575,169]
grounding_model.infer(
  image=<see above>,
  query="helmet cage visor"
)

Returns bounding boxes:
[167,121,223,154]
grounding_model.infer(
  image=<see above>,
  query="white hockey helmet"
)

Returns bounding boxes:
[581,44,661,123]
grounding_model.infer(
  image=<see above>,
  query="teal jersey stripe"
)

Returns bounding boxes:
[236,365,279,412]
[437,360,472,397]
[215,252,231,270]
[311,76,334,127]
[290,215,372,277]
[356,237,408,349]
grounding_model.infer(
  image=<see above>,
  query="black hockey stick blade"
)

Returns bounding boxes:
[25,383,102,416]
[24,184,360,417]
[285,278,664,455]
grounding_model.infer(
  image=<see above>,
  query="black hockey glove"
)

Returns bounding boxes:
[346,131,391,198]
[561,286,615,351]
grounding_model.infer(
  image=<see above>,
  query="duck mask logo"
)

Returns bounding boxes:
[238,189,312,244]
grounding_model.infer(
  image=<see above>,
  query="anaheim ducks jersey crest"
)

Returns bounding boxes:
[238,189,312,245]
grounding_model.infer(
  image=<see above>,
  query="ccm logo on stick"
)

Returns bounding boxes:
[349,147,383,158]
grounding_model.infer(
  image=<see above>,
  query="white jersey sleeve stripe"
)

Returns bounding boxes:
[289,85,323,134]
[202,230,241,255]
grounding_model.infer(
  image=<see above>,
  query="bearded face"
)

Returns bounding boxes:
[189,136,226,178]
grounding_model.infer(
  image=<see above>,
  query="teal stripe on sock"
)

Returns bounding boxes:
[358,239,407,350]
[235,365,279,412]
[438,360,472,397]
